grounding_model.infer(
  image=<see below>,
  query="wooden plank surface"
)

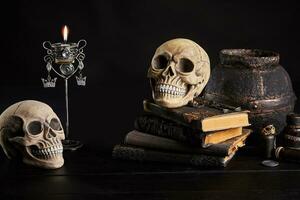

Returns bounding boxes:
[1,146,300,200]
[0,84,299,199]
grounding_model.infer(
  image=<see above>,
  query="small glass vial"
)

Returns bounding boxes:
[284,113,300,149]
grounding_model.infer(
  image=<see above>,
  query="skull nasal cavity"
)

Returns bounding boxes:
[163,66,175,77]
[48,130,57,138]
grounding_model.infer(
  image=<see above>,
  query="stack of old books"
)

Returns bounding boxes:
[113,98,251,167]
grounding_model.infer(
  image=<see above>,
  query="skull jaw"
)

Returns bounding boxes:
[154,98,190,108]
[23,156,64,169]
[22,147,64,169]
[153,85,200,108]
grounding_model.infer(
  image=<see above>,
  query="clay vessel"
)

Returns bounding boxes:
[204,49,296,144]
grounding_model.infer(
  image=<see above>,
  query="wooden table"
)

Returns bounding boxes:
[1,146,300,200]
[0,85,299,200]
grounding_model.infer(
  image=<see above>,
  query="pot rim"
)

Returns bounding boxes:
[220,49,280,68]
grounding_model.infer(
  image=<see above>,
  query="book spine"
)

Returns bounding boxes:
[125,130,230,156]
[134,115,202,145]
[112,145,228,167]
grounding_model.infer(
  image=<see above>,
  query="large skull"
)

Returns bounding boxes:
[148,38,210,108]
[0,100,65,169]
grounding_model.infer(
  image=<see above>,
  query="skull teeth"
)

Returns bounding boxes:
[155,83,186,97]
[30,144,63,159]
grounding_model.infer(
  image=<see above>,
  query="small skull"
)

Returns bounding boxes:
[148,38,210,108]
[0,100,65,169]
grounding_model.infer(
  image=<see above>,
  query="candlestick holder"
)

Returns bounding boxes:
[42,26,87,151]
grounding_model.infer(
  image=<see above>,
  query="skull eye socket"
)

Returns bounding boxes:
[50,118,62,131]
[27,121,43,135]
[152,55,169,70]
[177,58,194,73]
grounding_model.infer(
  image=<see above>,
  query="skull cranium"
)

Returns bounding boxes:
[148,38,210,108]
[0,100,65,169]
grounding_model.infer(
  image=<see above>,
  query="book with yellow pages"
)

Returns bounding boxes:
[112,129,251,168]
[135,114,243,147]
[143,99,250,132]
[124,129,251,157]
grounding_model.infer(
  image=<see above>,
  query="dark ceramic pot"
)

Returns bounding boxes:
[204,49,297,144]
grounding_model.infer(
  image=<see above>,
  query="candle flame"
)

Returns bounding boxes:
[62,25,69,42]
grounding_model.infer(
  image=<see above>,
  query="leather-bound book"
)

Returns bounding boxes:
[134,114,243,147]
[124,129,251,157]
[143,100,250,132]
[112,144,234,168]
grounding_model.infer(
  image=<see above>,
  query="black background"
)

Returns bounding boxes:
[1,0,300,152]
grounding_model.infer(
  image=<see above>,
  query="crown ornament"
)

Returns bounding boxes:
[41,75,57,88]
[76,74,87,86]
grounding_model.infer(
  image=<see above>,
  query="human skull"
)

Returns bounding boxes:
[0,100,65,169]
[148,38,210,108]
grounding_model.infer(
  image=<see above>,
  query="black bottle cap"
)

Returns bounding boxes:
[286,113,300,126]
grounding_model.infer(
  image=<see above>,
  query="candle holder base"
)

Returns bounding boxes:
[62,139,83,151]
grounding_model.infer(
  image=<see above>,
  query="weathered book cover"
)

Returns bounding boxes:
[134,114,198,144]
[134,114,242,147]
[112,144,234,167]
[124,129,251,157]
[143,100,250,132]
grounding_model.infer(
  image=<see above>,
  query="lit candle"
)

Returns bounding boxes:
[62,25,69,43]
[52,25,76,64]
[44,25,84,65]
